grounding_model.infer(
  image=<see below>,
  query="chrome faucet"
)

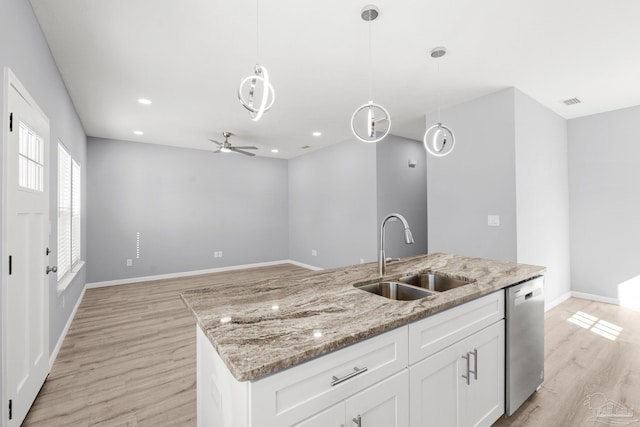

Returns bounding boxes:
[379,213,414,276]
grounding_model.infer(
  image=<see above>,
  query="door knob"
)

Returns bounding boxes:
[46,266,57,274]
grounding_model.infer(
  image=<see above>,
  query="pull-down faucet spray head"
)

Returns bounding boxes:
[380,213,414,276]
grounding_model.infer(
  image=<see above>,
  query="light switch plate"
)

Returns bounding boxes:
[488,215,500,226]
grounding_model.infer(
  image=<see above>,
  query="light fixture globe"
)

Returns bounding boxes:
[351,101,391,143]
[423,122,455,157]
[238,64,275,121]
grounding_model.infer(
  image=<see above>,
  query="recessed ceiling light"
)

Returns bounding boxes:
[271,149,279,153]
[312,131,322,137]
[133,130,144,135]
[137,98,152,105]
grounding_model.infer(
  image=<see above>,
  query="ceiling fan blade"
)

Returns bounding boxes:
[232,146,258,150]
[231,148,256,157]
[208,139,223,146]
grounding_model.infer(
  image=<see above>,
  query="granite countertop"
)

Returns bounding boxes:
[181,253,545,382]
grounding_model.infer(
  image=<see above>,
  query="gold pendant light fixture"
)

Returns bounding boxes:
[238,0,276,121]
[424,46,455,157]
[351,5,391,143]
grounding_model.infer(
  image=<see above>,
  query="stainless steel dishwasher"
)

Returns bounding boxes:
[506,276,544,416]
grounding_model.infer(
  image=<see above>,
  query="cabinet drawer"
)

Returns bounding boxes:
[409,290,504,365]
[251,326,408,427]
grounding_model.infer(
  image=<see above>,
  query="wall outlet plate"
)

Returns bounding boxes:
[126,259,133,267]
[311,249,317,256]
[488,215,500,226]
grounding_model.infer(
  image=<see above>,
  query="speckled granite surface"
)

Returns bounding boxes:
[181,253,545,382]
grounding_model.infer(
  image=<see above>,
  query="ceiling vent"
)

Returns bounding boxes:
[563,97,581,106]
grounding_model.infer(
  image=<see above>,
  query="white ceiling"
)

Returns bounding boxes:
[30,0,640,159]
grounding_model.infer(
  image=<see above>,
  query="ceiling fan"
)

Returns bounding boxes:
[209,132,258,157]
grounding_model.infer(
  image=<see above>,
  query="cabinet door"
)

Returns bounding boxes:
[295,402,345,427]
[346,370,409,427]
[463,320,505,427]
[409,340,464,427]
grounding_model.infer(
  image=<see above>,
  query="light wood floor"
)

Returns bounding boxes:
[25,268,640,427]
[494,297,640,427]
[24,264,308,426]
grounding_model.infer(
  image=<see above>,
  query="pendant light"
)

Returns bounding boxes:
[238,0,275,121]
[424,46,455,157]
[351,5,390,144]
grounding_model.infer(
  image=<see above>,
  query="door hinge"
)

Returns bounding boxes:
[8,399,12,420]
[9,112,13,132]
[8,256,12,275]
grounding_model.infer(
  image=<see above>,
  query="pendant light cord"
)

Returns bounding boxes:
[437,60,441,123]
[256,0,260,64]
[368,15,373,101]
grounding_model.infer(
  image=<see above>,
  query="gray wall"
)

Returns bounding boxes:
[376,135,428,258]
[568,105,640,304]
[0,0,87,389]
[87,137,289,283]
[427,88,518,262]
[514,90,571,307]
[288,140,378,268]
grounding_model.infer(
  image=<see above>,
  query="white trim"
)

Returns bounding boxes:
[57,260,85,295]
[284,260,323,271]
[49,285,86,368]
[571,291,619,306]
[86,259,323,289]
[1,65,11,427]
[544,291,572,312]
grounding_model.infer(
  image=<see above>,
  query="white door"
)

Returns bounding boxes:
[3,69,51,426]
[409,340,463,427]
[346,370,409,427]
[464,321,505,427]
[294,402,345,427]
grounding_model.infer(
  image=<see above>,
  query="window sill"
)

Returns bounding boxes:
[57,260,85,295]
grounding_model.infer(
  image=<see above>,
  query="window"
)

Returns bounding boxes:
[57,142,81,281]
[18,122,44,192]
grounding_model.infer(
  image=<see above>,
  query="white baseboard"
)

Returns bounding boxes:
[50,284,86,368]
[285,260,324,271]
[571,291,619,305]
[86,259,323,289]
[545,291,572,312]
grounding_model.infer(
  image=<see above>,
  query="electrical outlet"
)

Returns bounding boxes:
[126,259,133,267]
[488,215,500,226]
[311,249,317,256]
[214,251,221,258]
[360,258,365,264]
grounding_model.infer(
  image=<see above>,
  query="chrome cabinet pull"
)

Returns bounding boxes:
[469,348,478,380]
[352,414,362,427]
[461,352,470,385]
[331,366,368,387]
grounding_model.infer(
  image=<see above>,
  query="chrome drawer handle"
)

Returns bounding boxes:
[331,366,368,387]
[352,414,362,427]
[469,348,478,380]
[461,352,470,385]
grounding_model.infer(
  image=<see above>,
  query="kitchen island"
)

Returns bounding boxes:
[181,253,545,426]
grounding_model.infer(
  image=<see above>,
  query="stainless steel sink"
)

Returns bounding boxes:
[354,281,435,301]
[398,273,471,292]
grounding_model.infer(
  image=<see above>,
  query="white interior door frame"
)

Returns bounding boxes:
[1,66,51,426]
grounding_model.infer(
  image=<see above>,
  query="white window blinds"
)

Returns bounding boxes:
[72,159,81,265]
[57,142,81,281]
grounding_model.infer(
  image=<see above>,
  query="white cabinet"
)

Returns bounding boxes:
[197,325,408,427]
[197,290,509,427]
[409,320,505,427]
[296,370,409,427]
[294,403,344,427]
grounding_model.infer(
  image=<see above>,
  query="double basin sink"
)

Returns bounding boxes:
[355,273,472,301]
